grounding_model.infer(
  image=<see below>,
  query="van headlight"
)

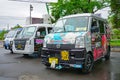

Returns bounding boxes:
[75,37,85,48]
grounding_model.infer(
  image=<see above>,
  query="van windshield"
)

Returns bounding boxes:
[53,16,88,32]
[6,30,16,38]
[17,26,36,38]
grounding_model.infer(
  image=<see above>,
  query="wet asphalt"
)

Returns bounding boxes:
[0,48,120,80]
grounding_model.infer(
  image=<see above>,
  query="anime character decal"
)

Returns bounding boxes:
[93,34,108,60]
[102,35,107,54]
[45,32,86,44]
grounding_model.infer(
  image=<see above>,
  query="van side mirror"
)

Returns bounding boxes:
[91,26,99,33]
[37,32,40,37]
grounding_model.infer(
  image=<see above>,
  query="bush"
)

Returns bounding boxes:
[110,39,120,46]
[0,30,8,40]
[111,29,120,39]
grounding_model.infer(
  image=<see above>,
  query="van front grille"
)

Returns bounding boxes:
[14,39,26,50]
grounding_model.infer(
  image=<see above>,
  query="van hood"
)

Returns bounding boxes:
[45,32,87,44]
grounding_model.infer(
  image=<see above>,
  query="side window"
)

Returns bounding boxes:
[104,23,107,34]
[48,27,52,33]
[91,18,101,44]
[15,30,22,38]
[36,27,46,38]
[105,24,110,39]
[91,19,99,33]
[99,21,105,34]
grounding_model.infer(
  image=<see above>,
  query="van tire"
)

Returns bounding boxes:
[38,48,42,57]
[45,64,50,69]
[10,49,13,54]
[82,54,94,74]
[105,46,110,60]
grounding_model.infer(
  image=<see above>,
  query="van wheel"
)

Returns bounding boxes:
[10,49,13,54]
[38,48,42,57]
[105,46,110,60]
[45,64,50,69]
[82,54,94,74]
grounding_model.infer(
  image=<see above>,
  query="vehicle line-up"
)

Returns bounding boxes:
[3,13,111,73]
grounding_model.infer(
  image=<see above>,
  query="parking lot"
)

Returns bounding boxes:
[0,48,120,80]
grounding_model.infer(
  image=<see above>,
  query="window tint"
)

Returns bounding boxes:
[48,27,52,33]
[37,27,46,38]
[91,18,99,33]
[99,21,105,33]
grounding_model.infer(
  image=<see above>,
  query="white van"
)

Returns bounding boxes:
[3,28,22,53]
[12,24,53,56]
[41,13,111,73]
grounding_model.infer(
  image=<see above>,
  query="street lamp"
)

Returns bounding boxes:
[30,4,33,24]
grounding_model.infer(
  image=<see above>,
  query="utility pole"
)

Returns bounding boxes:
[30,4,33,24]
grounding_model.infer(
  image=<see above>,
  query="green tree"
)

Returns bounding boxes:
[109,0,120,28]
[111,29,120,39]
[0,30,8,40]
[0,24,22,40]
[11,24,22,30]
[50,0,109,22]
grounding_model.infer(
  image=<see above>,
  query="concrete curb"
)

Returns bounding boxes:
[111,47,120,52]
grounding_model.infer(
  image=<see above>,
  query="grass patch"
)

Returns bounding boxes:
[110,39,120,47]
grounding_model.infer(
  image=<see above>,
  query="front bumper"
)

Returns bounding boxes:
[41,48,86,69]
[13,44,34,54]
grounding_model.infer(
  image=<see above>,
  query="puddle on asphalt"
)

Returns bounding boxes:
[18,72,120,80]
[0,77,16,80]
[18,74,40,80]
[110,72,120,80]
[0,61,21,64]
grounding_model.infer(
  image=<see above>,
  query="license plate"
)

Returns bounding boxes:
[17,44,22,48]
[49,57,58,64]
[61,50,69,60]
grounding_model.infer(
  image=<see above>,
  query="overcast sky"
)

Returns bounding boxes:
[0,0,48,30]
[0,0,110,30]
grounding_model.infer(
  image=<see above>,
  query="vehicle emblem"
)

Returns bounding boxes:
[56,44,60,48]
